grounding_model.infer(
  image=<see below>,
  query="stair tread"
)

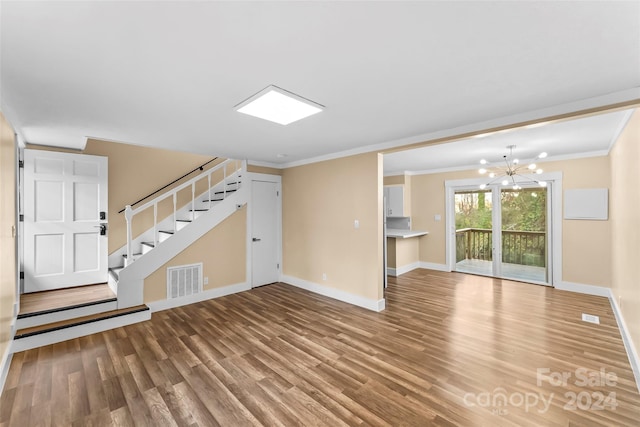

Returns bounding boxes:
[15,305,149,338]
[176,219,192,223]
[214,189,237,195]
[19,283,115,318]
[122,253,142,258]
[202,199,223,203]
[189,209,209,212]
[141,242,155,247]
[159,230,175,234]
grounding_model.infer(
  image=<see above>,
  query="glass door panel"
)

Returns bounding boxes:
[454,190,493,276]
[500,186,548,283]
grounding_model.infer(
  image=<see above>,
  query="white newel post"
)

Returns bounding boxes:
[124,205,133,266]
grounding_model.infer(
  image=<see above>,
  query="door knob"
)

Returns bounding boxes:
[252,237,261,242]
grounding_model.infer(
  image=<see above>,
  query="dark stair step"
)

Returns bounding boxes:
[213,189,237,195]
[202,198,224,203]
[122,253,142,259]
[14,305,150,339]
[159,230,174,235]
[141,242,155,248]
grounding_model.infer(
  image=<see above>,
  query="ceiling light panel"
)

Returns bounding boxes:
[235,85,323,125]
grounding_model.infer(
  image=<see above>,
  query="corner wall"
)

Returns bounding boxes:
[409,156,612,287]
[610,109,640,358]
[282,152,384,308]
[0,112,17,390]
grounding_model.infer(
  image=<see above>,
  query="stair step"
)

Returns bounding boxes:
[109,267,124,281]
[12,305,151,352]
[159,230,174,235]
[202,198,223,203]
[122,253,142,259]
[158,230,174,243]
[189,209,209,212]
[141,241,155,255]
[213,189,237,195]
[17,284,118,329]
[176,220,191,231]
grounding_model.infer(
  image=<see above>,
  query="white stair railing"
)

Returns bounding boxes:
[124,159,244,265]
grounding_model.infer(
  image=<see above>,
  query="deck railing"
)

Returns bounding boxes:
[455,228,546,267]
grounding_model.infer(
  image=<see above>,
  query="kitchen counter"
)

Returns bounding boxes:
[386,228,429,239]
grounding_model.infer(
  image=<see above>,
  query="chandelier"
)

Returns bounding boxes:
[478,145,547,190]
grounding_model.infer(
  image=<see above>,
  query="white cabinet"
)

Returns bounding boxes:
[384,186,404,217]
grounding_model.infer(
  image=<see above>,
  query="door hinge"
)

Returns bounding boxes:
[19,214,24,222]
[276,190,280,197]
[18,160,24,168]
[19,271,24,279]
[277,263,280,269]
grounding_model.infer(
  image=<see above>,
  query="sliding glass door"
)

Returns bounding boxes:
[454,185,550,284]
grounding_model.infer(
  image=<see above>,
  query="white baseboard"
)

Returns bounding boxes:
[0,339,14,395]
[11,309,151,353]
[419,262,449,272]
[555,281,611,297]
[147,282,251,312]
[281,275,385,312]
[608,290,640,394]
[555,281,640,393]
[387,261,420,277]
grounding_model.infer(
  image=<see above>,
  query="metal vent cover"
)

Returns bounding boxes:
[167,263,203,299]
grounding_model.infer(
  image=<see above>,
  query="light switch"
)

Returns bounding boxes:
[354,219,360,229]
[434,214,442,221]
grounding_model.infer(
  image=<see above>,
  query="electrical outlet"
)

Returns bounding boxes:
[322,273,327,281]
[354,219,359,229]
[204,276,209,285]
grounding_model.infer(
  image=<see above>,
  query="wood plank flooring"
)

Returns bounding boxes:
[2,269,639,426]
[19,284,115,316]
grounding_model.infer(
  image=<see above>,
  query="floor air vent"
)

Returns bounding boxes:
[167,263,203,299]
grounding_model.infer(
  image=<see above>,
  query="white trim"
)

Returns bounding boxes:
[147,282,251,312]
[396,150,610,176]
[11,309,151,353]
[387,261,421,277]
[278,88,640,169]
[248,173,283,288]
[609,292,640,394]
[282,275,385,312]
[607,109,635,154]
[418,262,449,272]
[553,281,640,393]
[555,281,612,298]
[15,300,118,329]
[0,326,15,394]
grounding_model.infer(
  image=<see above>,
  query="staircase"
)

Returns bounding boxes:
[110,159,247,308]
[13,159,246,351]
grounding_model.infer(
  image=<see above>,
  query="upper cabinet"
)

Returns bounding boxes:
[385,185,405,217]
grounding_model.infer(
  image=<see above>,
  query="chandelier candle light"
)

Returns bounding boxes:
[478,145,548,190]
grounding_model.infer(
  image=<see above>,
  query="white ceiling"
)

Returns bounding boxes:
[384,109,635,175]
[1,1,639,166]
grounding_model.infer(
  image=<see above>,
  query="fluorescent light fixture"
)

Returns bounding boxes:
[235,85,324,125]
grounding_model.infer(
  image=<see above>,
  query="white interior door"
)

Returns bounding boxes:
[24,149,108,292]
[251,180,280,288]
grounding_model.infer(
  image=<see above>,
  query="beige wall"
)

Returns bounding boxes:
[28,140,220,253]
[410,156,612,287]
[282,152,384,302]
[610,109,640,358]
[387,237,419,269]
[0,113,16,365]
[144,206,246,303]
[247,164,282,176]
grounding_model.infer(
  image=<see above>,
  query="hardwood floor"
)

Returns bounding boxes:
[19,284,115,316]
[2,269,639,426]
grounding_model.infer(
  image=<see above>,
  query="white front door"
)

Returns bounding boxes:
[251,180,280,288]
[23,149,108,292]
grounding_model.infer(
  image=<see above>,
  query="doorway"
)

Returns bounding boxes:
[250,175,282,288]
[23,149,109,292]
[450,181,554,285]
